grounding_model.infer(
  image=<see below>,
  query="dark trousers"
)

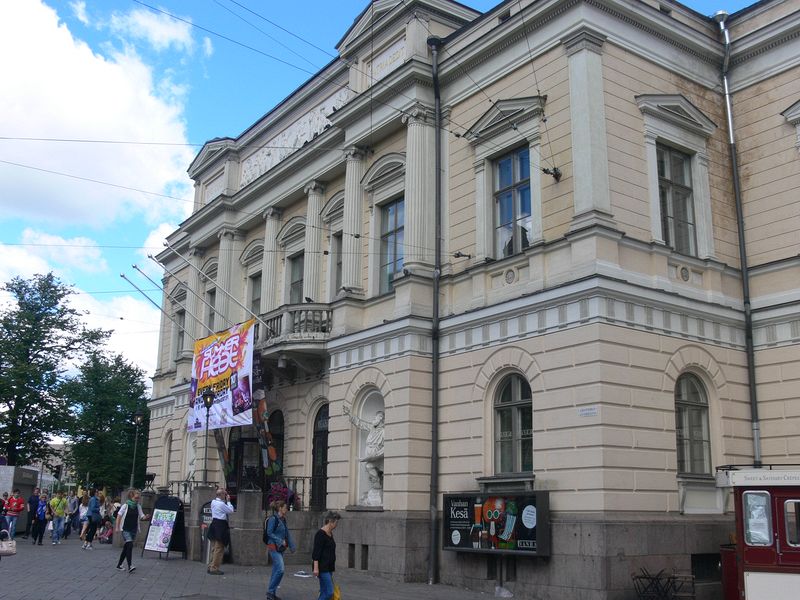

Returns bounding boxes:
[24,512,33,537]
[85,519,98,543]
[118,541,134,568]
[31,520,46,544]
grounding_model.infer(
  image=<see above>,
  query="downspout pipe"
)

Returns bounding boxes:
[427,34,443,586]
[714,11,762,466]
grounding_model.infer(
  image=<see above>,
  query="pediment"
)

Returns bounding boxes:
[337,0,400,52]
[240,240,264,267]
[362,152,405,190]
[188,137,235,178]
[782,99,800,125]
[321,190,345,224]
[636,94,716,138]
[277,216,307,249]
[465,97,546,143]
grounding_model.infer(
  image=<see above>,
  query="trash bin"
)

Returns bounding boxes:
[720,544,738,600]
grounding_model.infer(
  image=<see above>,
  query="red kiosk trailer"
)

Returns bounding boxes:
[716,465,800,600]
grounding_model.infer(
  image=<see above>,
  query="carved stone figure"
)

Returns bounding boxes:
[358,411,385,506]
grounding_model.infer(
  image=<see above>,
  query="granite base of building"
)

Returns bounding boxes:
[440,512,732,600]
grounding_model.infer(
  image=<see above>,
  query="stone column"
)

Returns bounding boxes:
[563,27,614,230]
[186,247,206,339]
[215,229,239,322]
[402,106,435,271]
[342,148,366,293]
[261,208,282,312]
[303,181,325,302]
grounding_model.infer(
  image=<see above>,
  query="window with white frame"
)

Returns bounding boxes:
[658,144,697,256]
[206,289,216,332]
[289,253,304,304]
[249,272,262,315]
[494,374,533,474]
[320,190,345,301]
[466,97,544,262]
[332,232,343,294]
[174,309,186,360]
[637,95,716,259]
[495,147,532,258]
[675,372,711,476]
[380,197,404,294]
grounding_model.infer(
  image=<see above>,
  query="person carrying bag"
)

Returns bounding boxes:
[313,511,341,600]
[264,500,296,600]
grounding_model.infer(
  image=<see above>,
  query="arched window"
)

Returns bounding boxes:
[269,410,285,474]
[675,373,711,476]
[494,374,533,474]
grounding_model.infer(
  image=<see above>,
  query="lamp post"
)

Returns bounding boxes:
[202,391,215,484]
[129,409,144,489]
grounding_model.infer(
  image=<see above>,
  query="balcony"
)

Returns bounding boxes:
[256,302,332,356]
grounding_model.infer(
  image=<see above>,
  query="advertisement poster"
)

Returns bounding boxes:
[144,508,177,553]
[188,320,255,432]
[442,492,550,556]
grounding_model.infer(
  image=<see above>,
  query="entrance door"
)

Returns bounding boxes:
[775,492,800,567]
[310,404,329,510]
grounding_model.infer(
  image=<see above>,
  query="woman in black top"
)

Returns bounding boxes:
[312,510,341,600]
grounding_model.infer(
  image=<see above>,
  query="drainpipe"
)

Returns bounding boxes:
[714,11,762,466]
[427,34,443,585]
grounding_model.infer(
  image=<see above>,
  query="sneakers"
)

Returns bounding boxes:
[128,566,136,574]
[82,542,87,549]
[52,541,57,545]
[86,544,93,550]
[116,565,125,571]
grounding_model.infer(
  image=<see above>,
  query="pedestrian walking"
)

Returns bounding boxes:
[49,490,68,544]
[83,489,101,550]
[64,490,78,539]
[30,492,49,546]
[206,487,233,575]
[115,489,150,573]
[22,487,39,539]
[5,489,26,540]
[264,499,296,600]
[312,511,341,600]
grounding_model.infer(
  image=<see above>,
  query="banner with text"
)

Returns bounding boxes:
[188,319,255,432]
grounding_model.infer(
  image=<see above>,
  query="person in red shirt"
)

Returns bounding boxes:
[5,489,26,540]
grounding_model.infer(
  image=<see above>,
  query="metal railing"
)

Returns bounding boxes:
[267,476,326,512]
[166,478,213,505]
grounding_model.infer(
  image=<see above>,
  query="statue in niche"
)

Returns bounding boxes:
[357,411,384,506]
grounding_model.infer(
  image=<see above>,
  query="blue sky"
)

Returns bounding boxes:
[0,0,755,377]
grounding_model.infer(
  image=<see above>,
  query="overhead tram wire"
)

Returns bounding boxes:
[411,10,559,175]
[120,273,196,343]
[132,0,526,160]
[0,159,441,259]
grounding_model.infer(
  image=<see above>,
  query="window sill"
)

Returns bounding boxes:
[477,472,535,494]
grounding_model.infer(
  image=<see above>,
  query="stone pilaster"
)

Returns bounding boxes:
[342,148,366,292]
[186,247,206,339]
[261,208,282,312]
[216,228,240,322]
[402,106,436,270]
[303,181,325,303]
[563,28,614,230]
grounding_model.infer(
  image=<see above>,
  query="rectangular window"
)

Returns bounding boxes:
[743,491,773,546]
[786,500,800,547]
[206,289,216,332]
[658,145,697,256]
[333,232,343,295]
[289,253,304,304]
[174,309,185,359]
[380,198,404,294]
[494,147,531,258]
[249,273,262,315]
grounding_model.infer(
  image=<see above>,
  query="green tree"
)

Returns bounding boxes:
[62,352,150,490]
[0,273,107,466]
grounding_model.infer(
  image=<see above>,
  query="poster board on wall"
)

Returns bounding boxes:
[442,491,550,557]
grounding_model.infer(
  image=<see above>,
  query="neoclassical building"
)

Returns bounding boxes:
[147,0,800,596]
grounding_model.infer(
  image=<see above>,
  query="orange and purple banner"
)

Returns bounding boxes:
[188,319,255,432]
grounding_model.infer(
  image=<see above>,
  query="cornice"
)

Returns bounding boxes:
[730,11,800,66]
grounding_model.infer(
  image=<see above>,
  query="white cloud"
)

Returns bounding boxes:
[136,222,177,278]
[109,7,194,54]
[0,1,194,228]
[21,228,108,274]
[70,0,88,25]
[203,36,213,57]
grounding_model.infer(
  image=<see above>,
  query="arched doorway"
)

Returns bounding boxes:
[311,404,329,510]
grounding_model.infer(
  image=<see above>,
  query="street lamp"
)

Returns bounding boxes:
[202,391,215,484]
[129,409,144,488]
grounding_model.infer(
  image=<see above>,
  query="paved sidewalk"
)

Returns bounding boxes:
[1,534,491,600]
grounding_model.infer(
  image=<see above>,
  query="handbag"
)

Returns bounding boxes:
[46,520,53,532]
[0,536,16,557]
[332,582,341,600]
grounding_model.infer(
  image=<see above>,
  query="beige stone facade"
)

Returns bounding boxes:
[147,0,800,597]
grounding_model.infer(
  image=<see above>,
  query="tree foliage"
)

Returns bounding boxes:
[0,273,107,466]
[62,352,150,490]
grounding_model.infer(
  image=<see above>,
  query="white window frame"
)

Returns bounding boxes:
[321,191,345,301]
[288,252,305,305]
[277,216,306,306]
[202,261,218,333]
[169,284,188,365]
[637,94,716,259]
[675,372,712,477]
[467,97,544,262]
[493,373,533,475]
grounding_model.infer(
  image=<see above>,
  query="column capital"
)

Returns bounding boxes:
[344,146,366,162]
[262,207,283,221]
[188,246,206,259]
[562,27,606,56]
[217,227,241,241]
[304,180,326,195]
[401,104,435,126]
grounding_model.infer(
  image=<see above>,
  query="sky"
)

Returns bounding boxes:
[0,0,755,384]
